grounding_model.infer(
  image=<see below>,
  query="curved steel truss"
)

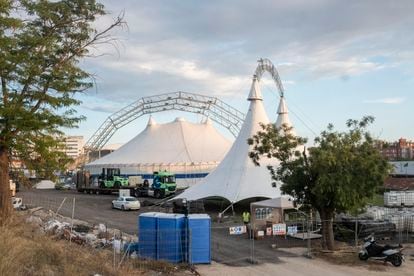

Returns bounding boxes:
[84,59,285,152]
[255,58,285,97]
[84,91,245,151]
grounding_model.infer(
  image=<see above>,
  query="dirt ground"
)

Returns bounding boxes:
[18,189,414,276]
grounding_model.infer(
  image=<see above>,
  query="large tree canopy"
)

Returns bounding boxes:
[248,116,390,250]
[0,0,123,222]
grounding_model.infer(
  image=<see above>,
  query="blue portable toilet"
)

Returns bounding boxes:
[187,214,211,264]
[157,213,186,263]
[138,212,162,260]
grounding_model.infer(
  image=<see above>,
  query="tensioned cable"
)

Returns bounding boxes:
[261,81,319,137]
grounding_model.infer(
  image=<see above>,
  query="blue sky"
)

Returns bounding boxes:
[66,0,414,145]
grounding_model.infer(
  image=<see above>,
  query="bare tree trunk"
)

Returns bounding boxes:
[0,146,12,225]
[319,208,335,250]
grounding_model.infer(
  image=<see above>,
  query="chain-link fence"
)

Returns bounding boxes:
[17,193,414,270]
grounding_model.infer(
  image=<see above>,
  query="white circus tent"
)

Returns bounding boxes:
[85,117,232,188]
[176,76,293,203]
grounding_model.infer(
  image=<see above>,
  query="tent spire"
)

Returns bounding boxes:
[175,74,281,203]
[247,75,263,101]
[275,96,293,131]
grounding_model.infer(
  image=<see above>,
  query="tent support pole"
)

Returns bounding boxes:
[219,202,235,218]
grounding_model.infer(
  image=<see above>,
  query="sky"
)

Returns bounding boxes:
[67,0,414,146]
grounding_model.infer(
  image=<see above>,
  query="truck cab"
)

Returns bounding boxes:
[146,171,177,198]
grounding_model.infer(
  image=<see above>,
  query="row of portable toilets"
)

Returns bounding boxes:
[384,191,414,207]
[137,212,211,264]
[365,206,414,232]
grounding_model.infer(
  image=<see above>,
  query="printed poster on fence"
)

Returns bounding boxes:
[287,225,298,235]
[266,227,272,236]
[272,223,286,235]
[229,225,246,235]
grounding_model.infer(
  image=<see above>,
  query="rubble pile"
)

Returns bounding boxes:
[24,207,137,250]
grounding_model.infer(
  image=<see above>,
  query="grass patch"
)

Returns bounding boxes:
[366,193,384,206]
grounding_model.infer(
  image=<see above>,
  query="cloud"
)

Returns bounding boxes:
[364,97,405,104]
[78,96,125,113]
[80,0,414,103]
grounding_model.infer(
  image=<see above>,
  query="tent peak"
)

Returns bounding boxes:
[277,96,288,114]
[247,75,263,101]
[275,96,294,134]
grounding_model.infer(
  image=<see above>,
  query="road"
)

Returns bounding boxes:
[20,189,161,234]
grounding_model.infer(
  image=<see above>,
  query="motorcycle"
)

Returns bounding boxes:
[358,235,404,267]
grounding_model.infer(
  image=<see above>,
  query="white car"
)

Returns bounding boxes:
[112,196,141,211]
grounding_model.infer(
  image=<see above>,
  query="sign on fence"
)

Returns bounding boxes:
[229,225,246,235]
[272,223,286,235]
[287,225,298,235]
[266,227,272,236]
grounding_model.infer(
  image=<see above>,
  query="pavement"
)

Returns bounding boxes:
[196,256,414,276]
[18,189,414,276]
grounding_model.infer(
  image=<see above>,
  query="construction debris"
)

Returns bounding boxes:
[23,207,137,250]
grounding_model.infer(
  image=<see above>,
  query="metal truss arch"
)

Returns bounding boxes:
[254,58,285,97]
[84,91,245,151]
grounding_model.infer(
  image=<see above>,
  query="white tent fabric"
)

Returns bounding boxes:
[86,117,231,166]
[176,77,289,203]
[34,180,55,189]
[251,197,294,209]
[84,117,232,188]
[275,96,294,132]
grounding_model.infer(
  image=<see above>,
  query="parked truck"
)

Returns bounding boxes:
[135,171,177,199]
[76,169,177,199]
[76,168,132,195]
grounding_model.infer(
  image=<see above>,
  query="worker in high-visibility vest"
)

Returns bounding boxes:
[242,211,250,225]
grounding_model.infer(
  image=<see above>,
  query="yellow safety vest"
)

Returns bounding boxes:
[243,212,250,223]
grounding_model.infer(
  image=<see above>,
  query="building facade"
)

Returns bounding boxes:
[377,138,414,160]
[63,136,84,159]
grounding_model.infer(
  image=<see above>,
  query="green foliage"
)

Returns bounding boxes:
[0,0,123,179]
[249,116,391,249]
[249,116,391,215]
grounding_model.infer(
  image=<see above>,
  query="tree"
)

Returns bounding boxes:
[0,0,124,222]
[248,116,390,250]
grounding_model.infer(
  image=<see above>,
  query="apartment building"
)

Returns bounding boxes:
[378,138,414,160]
[63,136,84,159]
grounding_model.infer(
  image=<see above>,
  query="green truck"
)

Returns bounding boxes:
[76,169,177,199]
[136,171,177,199]
[98,168,129,189]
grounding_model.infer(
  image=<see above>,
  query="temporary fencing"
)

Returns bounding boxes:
[18,193,414,269]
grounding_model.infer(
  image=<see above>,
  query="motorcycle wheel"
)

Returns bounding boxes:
[358,252,369,261]
[390,255,402,267]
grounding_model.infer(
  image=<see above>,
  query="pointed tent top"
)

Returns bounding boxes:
[247,75,263,101]
[175,79,281,203]
[147,116,157,127]
[277,96,288,114]
[275,96,294,132]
